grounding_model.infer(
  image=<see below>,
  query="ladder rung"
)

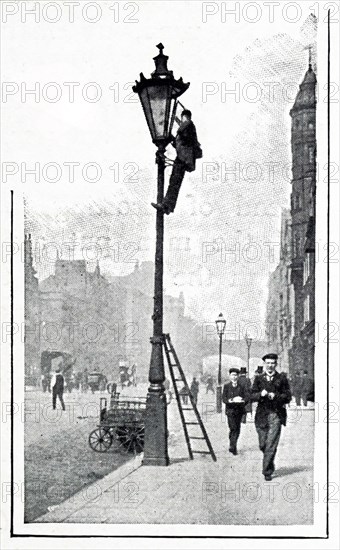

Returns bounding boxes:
[189,436,205,440]
[174,378,183,381]
[185,422,200,425]
[182,408,193,410]
[192,451,211,455]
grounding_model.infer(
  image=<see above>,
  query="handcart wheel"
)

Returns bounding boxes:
[88,428,113,452]
[116,425,145,454]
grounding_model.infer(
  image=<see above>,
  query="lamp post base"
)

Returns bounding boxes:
[142,388,169,466]
[216,385,222,413]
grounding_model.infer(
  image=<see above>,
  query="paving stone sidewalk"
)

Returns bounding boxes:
[36,403,314,525]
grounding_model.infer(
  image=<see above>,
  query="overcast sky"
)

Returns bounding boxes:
[3,1,318,335]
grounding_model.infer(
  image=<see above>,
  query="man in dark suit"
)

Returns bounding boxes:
[222,368,250,455]
[293,370,303,406]
[152,109,202,215]
[239,366,252,423]
[301,370,314,406]
[51,364,66,411]
[251,353,291,480]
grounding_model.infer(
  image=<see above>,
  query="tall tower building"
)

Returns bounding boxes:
[289,61,317,382]
[24,234,41,377]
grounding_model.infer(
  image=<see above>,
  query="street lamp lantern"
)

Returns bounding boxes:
[215,313,226,413]
[133,45,189,466]
[215,312,226,336]
[245,332,252,348]
[133,43,189,146]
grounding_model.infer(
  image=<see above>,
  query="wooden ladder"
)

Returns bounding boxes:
[163,334,217,462]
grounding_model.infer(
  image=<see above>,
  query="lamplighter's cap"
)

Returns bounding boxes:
[229,367,240,374]
[262,353,278,361]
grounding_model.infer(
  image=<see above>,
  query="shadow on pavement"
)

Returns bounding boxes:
[274,465,309,477]
[170,457,191,465]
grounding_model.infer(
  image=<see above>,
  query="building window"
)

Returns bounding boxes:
[304,295,310,324]
[294,235,301,257]
[303,253,311,284]
[292,193,302,211]
[308,121,314,130]
[308,146,315,163]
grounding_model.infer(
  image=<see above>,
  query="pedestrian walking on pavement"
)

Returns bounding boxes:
[301,370,314,406]
[222,368,250,455]
[151,109,202,215]
[179,385,189,405]
[239,366,252,423]
[190,376,199,405]
[251,353,291,481]
[293,370,303,406]
[51,364,66,411]
[205,375,215,394]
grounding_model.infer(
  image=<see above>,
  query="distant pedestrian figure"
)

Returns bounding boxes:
[255,366,263,376]
[205,376,215,394]
[179,385,189,405]
[301,370,314,406]
[293,371,303,406]
[239,366,252,423]
[51,365,65,411]
[81,368,88,393]
[151,110,202,215]
[222,368,250,455]
[251,353,291,481]
[190,377,199,405]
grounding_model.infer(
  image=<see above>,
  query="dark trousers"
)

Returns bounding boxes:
[52,387,65,410]
[191,393,198,405]
[295,393,301,406]
[256,412,281,476]
[163,158,186,212]
[180,394,188,405]
[226,412,243,451]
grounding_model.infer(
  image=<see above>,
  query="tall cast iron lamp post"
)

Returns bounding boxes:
[133,44,189,465]
[215,313,226,413]
[245,332,252,377]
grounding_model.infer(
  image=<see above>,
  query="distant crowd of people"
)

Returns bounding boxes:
[41,367,108,394]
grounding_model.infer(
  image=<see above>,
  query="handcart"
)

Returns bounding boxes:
[88,394,146,454]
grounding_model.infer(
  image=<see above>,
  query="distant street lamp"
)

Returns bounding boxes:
[215,313,226,413]
[245,332,253,376]
[133,44,189,466]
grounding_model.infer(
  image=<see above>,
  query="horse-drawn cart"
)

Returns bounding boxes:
[88,394,146,454]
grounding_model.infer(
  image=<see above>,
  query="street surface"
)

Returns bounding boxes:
[24,385,147,521]
[33,385,315,525]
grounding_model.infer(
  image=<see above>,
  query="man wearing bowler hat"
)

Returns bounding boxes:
[251,353,291,480]
[222,368,250,455]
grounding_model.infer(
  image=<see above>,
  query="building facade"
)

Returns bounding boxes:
[265,62,316,386]
[265,209,294,373]
[24,234,41,381]
[24,247,199,383]
[289,63,316,383]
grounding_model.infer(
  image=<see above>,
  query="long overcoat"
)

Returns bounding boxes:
[175,120,201,172]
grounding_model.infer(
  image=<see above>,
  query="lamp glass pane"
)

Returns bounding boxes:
[216,316,226,335]
[140,85,171,140]
[169,97,178,136]
[139,88,156,141]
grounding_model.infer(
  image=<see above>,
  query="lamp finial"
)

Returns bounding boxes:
[152,43,172,77]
